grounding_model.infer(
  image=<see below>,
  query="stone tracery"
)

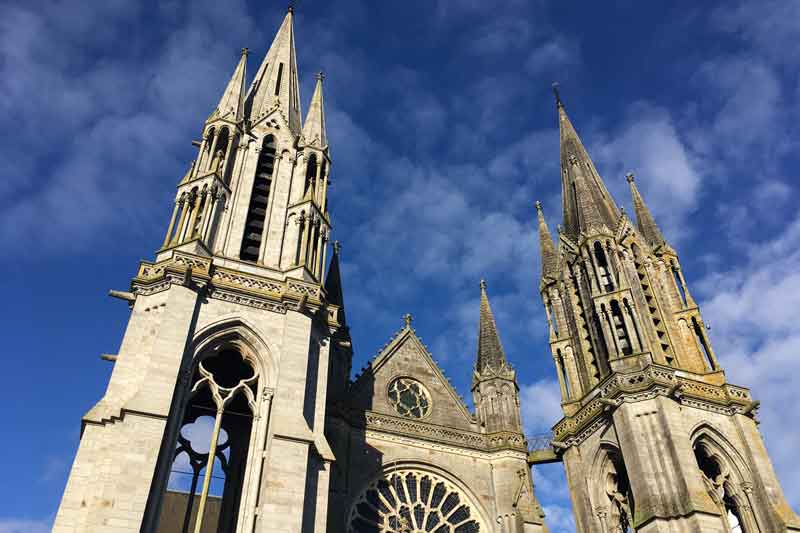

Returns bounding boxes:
[348,469,483,533]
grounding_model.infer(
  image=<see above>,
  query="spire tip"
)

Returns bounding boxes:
[316,71,326,82]
[403,313,413,327]
[479,279,487,291]
[552,82,563,108]
[240,47,249,57]
[626,172,635,183]
[535,200,543,212]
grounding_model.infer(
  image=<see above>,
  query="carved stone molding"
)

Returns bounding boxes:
[552,363,754,447]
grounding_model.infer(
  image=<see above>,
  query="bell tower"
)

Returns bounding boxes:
[54,8,349,533]
[536,89,800,532]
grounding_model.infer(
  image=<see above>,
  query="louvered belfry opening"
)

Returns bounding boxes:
[240,136,276,262]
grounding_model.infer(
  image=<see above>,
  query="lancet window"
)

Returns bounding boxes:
[597,451,634,533]
[556,349,571,398]
[692,317,714,370]
[275,63,284,96]
[304,153,318,196]
[609,300,633,356]
[240,135,277,262]
[156,347,258,533]
[694,442,748,532]
[594,241,614,292]
[672,263,688,307]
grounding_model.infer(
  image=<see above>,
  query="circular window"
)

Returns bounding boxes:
[348,469,483,533]
[387,377,431,419]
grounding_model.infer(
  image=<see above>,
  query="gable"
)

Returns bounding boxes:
[349,328,477,432]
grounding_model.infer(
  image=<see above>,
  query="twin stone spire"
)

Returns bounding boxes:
[211,8,325,142]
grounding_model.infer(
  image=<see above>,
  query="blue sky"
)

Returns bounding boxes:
[2,0,800,531]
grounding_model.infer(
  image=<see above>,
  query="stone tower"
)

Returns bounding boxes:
[536,90,800,532]
[54,8,349,532]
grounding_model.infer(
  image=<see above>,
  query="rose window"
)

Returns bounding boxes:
[387,378,431,419]
[348,469,482,533]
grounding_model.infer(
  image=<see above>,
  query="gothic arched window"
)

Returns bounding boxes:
[694,443,748,532]
[596,450,634,533]
[240,135,277,262]
[304,153,318,196]
[156,347,258,533]
[594,241,614,292]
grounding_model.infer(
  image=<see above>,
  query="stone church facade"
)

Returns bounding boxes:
[53,8,798,533]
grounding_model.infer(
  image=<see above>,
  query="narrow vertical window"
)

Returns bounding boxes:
[547,301,558,337]
[594,241,614,291]
[673,264,688,306]
[610,300,632,356]
[692,317,714,370]
[274,63,284,96]
[304,154,318,196]
[240,136,276,262]
[557,349,571,398]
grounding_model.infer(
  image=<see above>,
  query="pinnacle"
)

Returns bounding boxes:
[536,202,559,283]
[476,280,509,373]
[627,172,667,247]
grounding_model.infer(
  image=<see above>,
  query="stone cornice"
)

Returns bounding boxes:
[130,251,343,327]
[552,363,753,447]
[338,407,527,454]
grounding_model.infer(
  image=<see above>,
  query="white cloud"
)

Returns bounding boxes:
[525,36,580,76]
[520,379,562,435]
[592,103,702,243]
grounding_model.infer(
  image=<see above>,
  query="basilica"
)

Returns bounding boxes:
[53,8,800,533]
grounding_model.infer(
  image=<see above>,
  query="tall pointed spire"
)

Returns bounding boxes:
[476,280,509,372]
[213,48,248,122]
[555,87,621,238]
[302,72,328,148]
[325,241,345,324]
[246,7,302,133]
[536,201,559,283]
[627,173,666,247]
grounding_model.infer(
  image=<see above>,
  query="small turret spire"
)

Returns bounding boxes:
[536,201,559,284]
[325,240,345,324]
[627,172,666,247]
[302,71,328,148]
[245,9,302,132]
[557,92,621,238]
[212,48,248,121]
[476,280,509,372]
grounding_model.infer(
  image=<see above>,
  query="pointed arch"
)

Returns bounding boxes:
[590,444,634,532]
[691,424,756,532]
[191,317,280,387]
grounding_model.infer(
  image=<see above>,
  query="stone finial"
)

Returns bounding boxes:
[626,172,635,183]
[333,240,341,254]
[535,200,542,212]
[403,313,413,327]
[240,47,249,57]
[479,279,487,290]
[316,71,326,82]
[552,81,562,108]
[287,3,294,14]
